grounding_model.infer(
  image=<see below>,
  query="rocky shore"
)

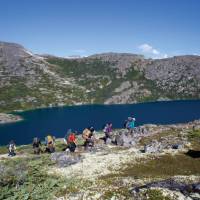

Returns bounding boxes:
[0,113,23,124]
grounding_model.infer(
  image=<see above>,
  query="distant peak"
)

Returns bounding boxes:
[0,41,25,49]
[89,52,144,58]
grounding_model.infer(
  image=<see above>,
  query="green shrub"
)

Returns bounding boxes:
[144,189,172,200]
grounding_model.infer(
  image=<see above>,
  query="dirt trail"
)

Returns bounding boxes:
[49,146,148,180]
[0,153,28,161]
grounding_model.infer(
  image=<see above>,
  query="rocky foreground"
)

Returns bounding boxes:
[0,120,200,200]
[0,113,22,124]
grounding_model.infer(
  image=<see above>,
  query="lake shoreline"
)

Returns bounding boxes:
[1,118,199,147]
[4,98,200,115]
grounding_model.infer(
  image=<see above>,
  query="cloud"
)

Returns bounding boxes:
[138,43,168,59]
[138,43,160,55]
[163,54,168,58]
[193,53,200,56]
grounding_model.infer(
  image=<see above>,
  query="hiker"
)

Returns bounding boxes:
[125,117,136,132]
[102,123,113,144]
[82,126,95,150]
[8,140,16,157]
[123,119,128,129]
[32,137,42,154]
[45,135,55,153]
[64,129,77,152]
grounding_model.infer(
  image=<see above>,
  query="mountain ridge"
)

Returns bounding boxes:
[0,41,200,112]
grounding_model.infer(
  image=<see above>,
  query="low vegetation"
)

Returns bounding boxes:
[143,189,172,200]
[0,126,200,199]
[0,155,61,200]
[120,153,200,178]
[139,130,178,146]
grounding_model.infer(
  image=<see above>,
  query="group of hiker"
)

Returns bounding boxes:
[7,116,136,156]
[33,135,56,154]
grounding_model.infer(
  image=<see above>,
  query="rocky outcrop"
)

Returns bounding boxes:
[51,152,82,167]
[143,137,188,153]
[145,56,200,98]
[131,179,200,199]
[88,52,145,74]
[0,113,22,124]
[112,127,149,147]
[107,120,199,152]
[0,42,89,112]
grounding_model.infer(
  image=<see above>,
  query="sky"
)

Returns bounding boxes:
[0,0,200,58]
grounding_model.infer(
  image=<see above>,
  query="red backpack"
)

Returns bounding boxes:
[67,133,76,143]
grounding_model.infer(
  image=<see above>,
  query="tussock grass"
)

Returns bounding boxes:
[188,129,200,149]
[0,146,8,154]
[139,130,179,146]
[144,189,172,200]
[119,153,200,178]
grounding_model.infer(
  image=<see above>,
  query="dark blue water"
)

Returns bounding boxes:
[0,100,200,146]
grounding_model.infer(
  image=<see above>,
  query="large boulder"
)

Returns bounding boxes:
[194,184,200,193]
[144,138,186,153]
[144,140,162,153]
[114,131,135,147]
[113,127,149,147]
[131,179,200,199]
[51,152,82,167]
[115,133,124,146]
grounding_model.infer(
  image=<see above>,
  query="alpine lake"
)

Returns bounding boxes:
[0,100,200,145]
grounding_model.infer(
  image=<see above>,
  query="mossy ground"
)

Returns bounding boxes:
[139,129,179,146]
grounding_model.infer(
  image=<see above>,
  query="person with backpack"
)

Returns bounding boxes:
[8,140,16,157]
[82,126,95,150]
[32,137,42,154]
[123,120,128,129]
[102,123,113,144]
[45,135,55,153]
[126,117,136,132]
[64,129,77,152]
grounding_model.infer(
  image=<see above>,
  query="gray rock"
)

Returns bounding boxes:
[106,138,112,145]
[145,56,200,97]
[0,113,22,124]
[115,134,124,146]
[131,179,200,197]
[51,152,82,167]
[172,144,183,149]
[193,125,200,131]
[189,193,200,199]
[144,140,161,153]
[113,127,149,147]
[194,184,200,193]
